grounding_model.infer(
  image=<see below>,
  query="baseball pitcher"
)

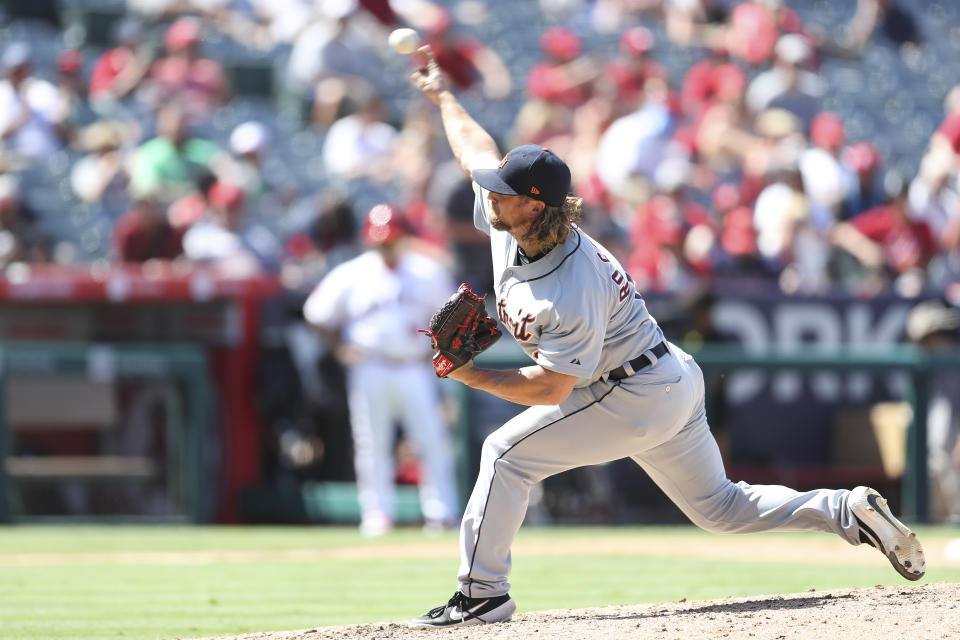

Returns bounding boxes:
[407,46,925,629]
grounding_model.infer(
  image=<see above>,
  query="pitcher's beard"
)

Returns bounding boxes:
[488,209,511,232]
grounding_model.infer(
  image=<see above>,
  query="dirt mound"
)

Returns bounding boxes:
[201,582,959,640]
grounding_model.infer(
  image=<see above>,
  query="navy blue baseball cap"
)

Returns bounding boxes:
[473,144,571,207]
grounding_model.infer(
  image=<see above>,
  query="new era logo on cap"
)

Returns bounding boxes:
[473,144,571,207]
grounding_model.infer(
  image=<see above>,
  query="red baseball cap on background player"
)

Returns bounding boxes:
[362,203,410,245]
[362,203,412,270]
[810,111,846,150]
[844,141,881,174]
[539,26,581,62]
[165,17,202,53]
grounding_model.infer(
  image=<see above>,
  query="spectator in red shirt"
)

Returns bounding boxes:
[517,27,600,145]
[692,63,758,176]
[148,18,230,119]
[726,1,779,66]
[712,182,769,278]
[526,26,595,107]
[603,26,668,111]
[88,17,151,116]
[627,157,710,291]
[840,140,886,220]
[417,6,510,100]
[831,172,936,288]
[680,44,733,118]
[112,189,184,262]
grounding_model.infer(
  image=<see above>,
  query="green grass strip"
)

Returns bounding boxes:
[0,525,956,640]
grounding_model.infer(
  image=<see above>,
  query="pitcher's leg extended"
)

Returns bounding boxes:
[633,404,924,578]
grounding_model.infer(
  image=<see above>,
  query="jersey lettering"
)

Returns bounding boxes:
[597,251,641,303]
[610,270,632,301]
[497,298,536,341]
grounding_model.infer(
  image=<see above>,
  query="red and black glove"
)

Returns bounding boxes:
[420,283,502,377]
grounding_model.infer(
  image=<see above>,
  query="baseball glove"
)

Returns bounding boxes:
[421,283,502,377]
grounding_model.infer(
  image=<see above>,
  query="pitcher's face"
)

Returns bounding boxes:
[487,191,541,234]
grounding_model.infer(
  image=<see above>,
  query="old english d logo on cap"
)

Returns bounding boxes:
[473,144,571,207]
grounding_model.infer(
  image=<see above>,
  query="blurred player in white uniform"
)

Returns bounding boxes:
[303,204,459,536]
[406,47,926,628]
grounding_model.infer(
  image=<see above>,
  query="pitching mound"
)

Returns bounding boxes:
[204,582,958,640]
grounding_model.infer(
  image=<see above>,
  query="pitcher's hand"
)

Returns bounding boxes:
[410,45,447,104]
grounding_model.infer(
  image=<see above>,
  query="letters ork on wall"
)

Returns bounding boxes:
[648,291,917,465]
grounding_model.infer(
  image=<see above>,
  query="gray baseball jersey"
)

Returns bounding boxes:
[474,186,663,387]
[456,185,866,599]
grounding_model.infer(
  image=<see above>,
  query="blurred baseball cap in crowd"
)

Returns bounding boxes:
[712,182,741,212]
[540,26,581,62]
[843,141,881,173]
[80,120,125,152]
[362,203,408,245]
[720,206,757,256]
[620,26,654,56]
[230,121,269,156]
[810,111,845,149]
[2,43,30,72]
[654,156,692,193]
[774,34,812,66]
[57,49,83,74]
[209,181,245,211]
[729,1,777,65]
[130,181,160,204]
[906,299,960,342]
[165,17,202,52]
[756,108,800,138]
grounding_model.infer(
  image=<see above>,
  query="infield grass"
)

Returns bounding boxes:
[0,525,958,640]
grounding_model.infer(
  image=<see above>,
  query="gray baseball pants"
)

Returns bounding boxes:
[458,342,864,598]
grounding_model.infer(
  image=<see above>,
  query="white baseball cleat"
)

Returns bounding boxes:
[849,486,925,581]
[408,591,516,628]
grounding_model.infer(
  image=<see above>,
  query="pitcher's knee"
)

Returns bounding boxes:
[479,433,511,466]
[479,433,544,485]
[685,483,756,534]
[692,516,752,535]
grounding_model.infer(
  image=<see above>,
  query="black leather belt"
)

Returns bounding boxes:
[608,341,669,380]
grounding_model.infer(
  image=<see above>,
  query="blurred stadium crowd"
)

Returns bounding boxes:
[1,0,960,301]
[5,0,960,520]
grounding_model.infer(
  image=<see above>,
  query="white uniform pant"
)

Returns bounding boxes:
[346,360,459,524]
[458,343,864,598]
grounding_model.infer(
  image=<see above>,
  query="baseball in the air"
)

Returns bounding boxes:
[388,27,420,55]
